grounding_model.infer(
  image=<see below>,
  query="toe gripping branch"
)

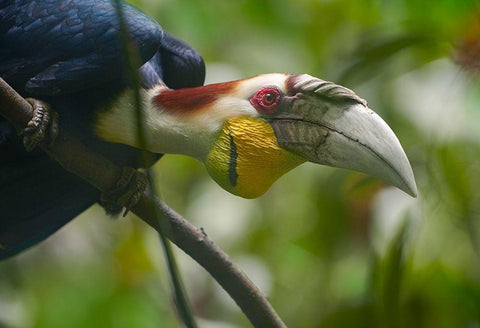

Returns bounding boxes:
[21,98,59,151]
[0,77,287,328]
[100,167,149,217]
[19,98,147,217]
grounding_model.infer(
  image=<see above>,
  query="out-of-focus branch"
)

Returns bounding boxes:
[0,78,287,328]
[111,1,197,326]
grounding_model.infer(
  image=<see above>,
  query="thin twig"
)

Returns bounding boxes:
[111,1,197,326]
[0,77,287,327]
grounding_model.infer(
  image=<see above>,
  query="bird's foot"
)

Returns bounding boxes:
[21,98,59,151]
[100,167,148,217]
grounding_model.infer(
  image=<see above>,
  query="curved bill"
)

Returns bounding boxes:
[271,74,417,197]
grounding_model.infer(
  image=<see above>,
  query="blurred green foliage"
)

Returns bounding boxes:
[2,0,480,327]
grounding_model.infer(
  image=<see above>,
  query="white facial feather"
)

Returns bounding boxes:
[95,74,290,161]
[235,73,289,96]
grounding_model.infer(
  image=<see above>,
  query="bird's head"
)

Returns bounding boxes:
[97,73,417,199]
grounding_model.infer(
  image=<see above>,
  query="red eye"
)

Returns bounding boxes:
[262,92,276,105]
[250,87,281,114]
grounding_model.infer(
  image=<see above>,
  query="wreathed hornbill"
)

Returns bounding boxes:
[0,0,416,259]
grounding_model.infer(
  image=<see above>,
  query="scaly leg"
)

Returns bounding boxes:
[22,98,59,151]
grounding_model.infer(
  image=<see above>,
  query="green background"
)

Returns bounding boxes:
[2,0,480,327]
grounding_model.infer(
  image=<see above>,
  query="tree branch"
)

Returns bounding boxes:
[0,78,287,328]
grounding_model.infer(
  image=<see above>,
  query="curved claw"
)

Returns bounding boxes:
[100,167,148,217]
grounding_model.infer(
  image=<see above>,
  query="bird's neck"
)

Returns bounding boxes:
[95,86,306,199]
[205,117,306,198]
[94,86,220,160]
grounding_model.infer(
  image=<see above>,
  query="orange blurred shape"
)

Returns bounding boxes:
[455,11,480,72]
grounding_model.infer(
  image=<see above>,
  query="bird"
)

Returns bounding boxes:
[0,0,417,260]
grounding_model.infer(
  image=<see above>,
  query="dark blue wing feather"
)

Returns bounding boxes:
[0,0,205,260]
[0,0,163,95]
[156,31,205,89]
[0,157,98,260]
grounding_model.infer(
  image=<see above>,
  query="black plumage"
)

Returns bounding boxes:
[0,0,205,259]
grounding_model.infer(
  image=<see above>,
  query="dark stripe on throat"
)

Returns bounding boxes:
[228,133,238,187]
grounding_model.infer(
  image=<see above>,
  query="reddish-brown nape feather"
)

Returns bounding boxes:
[285,75,308,95]
[153,81,238,114]
[285,74,302,95]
